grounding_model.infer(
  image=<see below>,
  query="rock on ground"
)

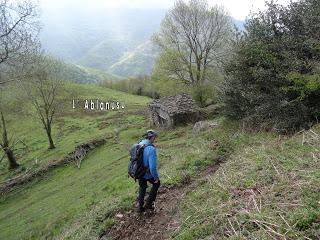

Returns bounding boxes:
[193,120,218,133]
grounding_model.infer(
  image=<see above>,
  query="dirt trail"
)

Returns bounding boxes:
[101,160,223,240]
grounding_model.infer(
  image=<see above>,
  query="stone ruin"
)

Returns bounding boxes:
[148,93,198,128]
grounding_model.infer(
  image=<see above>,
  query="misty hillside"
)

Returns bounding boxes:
[40,7,166,78]
[108,40,156,77]
[60,63,120,83]
[40,6,244,78]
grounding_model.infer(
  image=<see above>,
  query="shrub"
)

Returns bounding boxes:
[223,0,320,131]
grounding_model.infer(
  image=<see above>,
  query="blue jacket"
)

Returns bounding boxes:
[138,139,159,180]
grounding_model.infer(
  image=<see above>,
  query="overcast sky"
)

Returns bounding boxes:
[41,0,293,20]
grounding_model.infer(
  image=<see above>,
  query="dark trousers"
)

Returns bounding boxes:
[138,178,160,208]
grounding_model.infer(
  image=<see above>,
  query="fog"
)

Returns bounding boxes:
[38,0,295,76]
[40,0,293,20]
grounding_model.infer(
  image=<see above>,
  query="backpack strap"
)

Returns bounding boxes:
[137,139,154,148]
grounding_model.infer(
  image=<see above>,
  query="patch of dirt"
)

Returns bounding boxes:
[101,186,184,240]
[101,159,224,240]
[98,120,109,130]
[202,160,224,176]
[230,187,263,213]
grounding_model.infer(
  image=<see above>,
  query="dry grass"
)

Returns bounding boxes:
[172,124,320,240]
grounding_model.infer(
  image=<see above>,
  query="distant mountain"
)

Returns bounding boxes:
[108,40,157,77]
[40,7,166,78]
[76,37,132,71]
[59,62,120,83]
[40,6,244,78]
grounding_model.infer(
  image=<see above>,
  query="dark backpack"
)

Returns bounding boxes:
[128,142,152,181]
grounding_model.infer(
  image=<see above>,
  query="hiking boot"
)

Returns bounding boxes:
[144,202,155,211]
[137,206,145,213]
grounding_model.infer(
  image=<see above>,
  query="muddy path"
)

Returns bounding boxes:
[100,159,224,240]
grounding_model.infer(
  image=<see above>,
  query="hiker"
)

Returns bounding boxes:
[137,129,160,213]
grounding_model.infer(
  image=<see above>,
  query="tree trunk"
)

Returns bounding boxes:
[5,147,19,169]
[0,108,19,169]
[46,125,55,149]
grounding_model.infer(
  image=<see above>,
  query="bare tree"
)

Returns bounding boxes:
[152,0,234,85]
[27,56,64,150]
[0,0,39,70]
[0,90,18,169]
[0,0,39,169]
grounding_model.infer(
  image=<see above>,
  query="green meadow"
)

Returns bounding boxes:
[0,83,319,239]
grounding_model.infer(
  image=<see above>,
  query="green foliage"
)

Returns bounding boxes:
[151,71,191,97]
[191,83,216,107]
[153,49,185,81]
[223,0,320,131]
[152,46,225,103]
[101,75,159,98]
[285,72,320,100]
[151,0,234,104]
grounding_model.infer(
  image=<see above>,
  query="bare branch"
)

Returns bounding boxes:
[24,55,64,149]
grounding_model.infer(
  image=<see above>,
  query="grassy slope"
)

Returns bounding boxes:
[0,81,220,239]
[172,125,320,239]
[0,83,150,239]
[0,83,319,239]
[0,83,149,181]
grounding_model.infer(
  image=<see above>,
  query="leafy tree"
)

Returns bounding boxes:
[152,0,234,106]
[223,0,320,131]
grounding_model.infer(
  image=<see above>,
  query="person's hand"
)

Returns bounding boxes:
[154,179,159,183]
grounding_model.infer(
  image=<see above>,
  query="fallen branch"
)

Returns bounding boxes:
[0,135,111,195]
[250,189,261,213]
[309,129,319,139]
[270,159,281,176]
[253,220,278,240]
[280,214,298,238]
[253,219,287,239]
[227,218,238,237]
